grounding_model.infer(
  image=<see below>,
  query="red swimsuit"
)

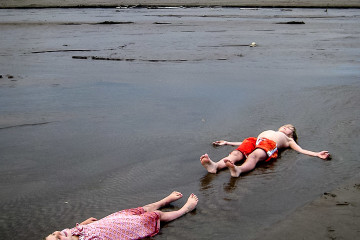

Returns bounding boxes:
[236,137,278,162]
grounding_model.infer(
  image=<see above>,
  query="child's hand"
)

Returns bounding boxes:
[80,217,98,225]
[212,140,227,146]
[317,151,331,160]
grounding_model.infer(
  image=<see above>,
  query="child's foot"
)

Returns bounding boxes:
[224,159,242,177]
[143,191,183,212]
[164,191,183,204]
[183,193,198,213]
[200,154,217,173]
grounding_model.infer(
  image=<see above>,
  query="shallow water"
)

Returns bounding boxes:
[0,7,359,240]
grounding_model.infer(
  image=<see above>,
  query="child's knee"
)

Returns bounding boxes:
[230,150,243,158]
[249,149,267,161]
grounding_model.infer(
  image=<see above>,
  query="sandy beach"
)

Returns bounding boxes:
[254,174,360,240]
[1,0,360,8]
[0,6,359,240]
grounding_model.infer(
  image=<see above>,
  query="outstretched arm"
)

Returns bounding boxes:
[289,139,330,159]
[213,140,242,146]
[80,217,97,225]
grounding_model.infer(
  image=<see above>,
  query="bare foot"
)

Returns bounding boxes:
[157,193,199,222]
[183,193,198,213]
[164,191,183,204]
[200,154,218,173]
[224,159,242,177]
[143,191,183,212]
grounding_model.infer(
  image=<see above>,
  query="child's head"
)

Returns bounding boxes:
[45,229,72,240]
[279,124,297,142]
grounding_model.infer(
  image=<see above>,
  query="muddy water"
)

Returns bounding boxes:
[0,7,359,240]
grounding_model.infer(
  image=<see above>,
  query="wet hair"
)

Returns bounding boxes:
[284,124,297,142]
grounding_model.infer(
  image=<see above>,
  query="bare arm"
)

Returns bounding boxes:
[289,139,330,159]
[79,217,97,225]
[213,140,242,146]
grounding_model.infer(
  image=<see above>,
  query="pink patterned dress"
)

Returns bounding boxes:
[68,207,160,240]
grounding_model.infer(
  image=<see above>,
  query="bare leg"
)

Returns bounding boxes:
[200,151,244,174]
[143,191,183,212]
[156,193,198,222]
[225,149,267,177]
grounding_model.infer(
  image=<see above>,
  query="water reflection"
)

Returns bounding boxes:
[223,177,239,193]
[199,173,217,191]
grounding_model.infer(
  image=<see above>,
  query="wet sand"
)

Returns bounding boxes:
[0,7,360,240]
[254,174,360,240]
[1,0,360,8]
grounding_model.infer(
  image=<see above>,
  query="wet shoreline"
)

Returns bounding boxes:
[254,173,360,240]
[1,0,360,8]
[1,7,359,240]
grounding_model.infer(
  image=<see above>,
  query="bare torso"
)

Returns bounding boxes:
[257,130,291,149]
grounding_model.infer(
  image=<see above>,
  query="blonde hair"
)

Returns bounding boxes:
[282,124,297,142]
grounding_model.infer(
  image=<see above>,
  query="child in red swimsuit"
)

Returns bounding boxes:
[200,124,330,177]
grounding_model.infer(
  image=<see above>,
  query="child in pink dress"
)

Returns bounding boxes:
[45,192,198,240]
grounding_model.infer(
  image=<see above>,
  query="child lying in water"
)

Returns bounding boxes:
[200,124,330,177]
[45,192,198,240]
